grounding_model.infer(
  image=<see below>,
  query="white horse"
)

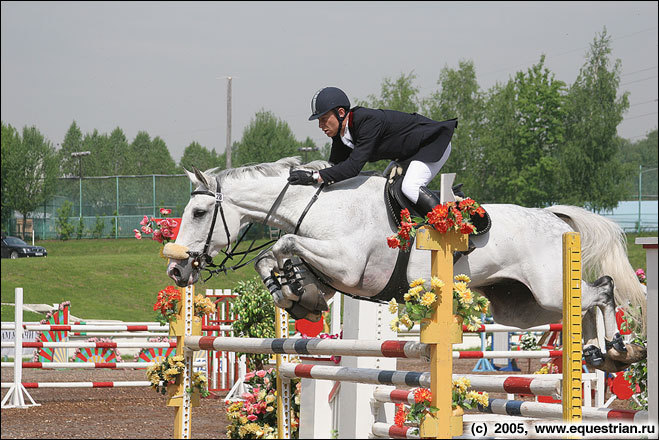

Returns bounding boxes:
[164,157,646,372]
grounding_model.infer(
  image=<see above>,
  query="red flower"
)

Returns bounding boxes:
[460,222,475,234]
[394,403,408,427]
[400,209,411,222]
[387,236,401,249]
[413,387,432,404]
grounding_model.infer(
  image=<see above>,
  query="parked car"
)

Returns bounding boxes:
[1,235,48,259]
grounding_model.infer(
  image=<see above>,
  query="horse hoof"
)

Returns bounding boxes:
[304,312,322,323]
[583,345,605,367]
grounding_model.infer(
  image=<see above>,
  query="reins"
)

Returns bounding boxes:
[187,176,325,282]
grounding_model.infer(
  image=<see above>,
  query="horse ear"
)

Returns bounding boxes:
[191,165,210,189]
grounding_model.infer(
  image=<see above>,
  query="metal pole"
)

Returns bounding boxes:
[638,165,642,233]
[226,77,232,169]
[116,176,120,239]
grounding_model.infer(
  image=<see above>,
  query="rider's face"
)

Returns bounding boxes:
[318,108,345,138]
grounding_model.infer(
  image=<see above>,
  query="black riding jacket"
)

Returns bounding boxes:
[318,106,458,184]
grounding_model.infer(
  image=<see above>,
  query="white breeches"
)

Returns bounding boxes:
[401,143,452,203]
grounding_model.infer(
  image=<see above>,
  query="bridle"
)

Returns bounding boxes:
[186,175,325,282]
[186,176,233,273]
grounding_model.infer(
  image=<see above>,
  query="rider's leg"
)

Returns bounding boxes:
[401,143,451,214]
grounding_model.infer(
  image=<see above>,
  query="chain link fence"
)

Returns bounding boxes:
[3,175,275,240]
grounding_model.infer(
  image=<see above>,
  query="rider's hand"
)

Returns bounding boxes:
[288,169,317,185]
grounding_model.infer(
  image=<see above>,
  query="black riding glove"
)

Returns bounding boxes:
[288,170,317,185]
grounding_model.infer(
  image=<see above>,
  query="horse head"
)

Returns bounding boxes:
[164,165,242,287]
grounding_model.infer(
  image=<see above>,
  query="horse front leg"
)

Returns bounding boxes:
[254,248,290,307]
[270,234,355,321]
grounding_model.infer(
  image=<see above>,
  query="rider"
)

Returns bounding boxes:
[288,86,458,215]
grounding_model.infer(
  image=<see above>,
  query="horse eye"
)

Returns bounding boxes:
[193,209,206,219]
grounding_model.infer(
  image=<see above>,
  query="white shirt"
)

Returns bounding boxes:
[341,124,355,149]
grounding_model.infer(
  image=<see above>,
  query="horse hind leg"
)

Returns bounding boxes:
[582,276,646,372]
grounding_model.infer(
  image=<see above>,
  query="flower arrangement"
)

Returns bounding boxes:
[534,361,560,375]
[145,354,209,397]
[387,199,486,251]
[453,377,489,410]
[134,208,178,244]
[393,381,488,432]
[389,275,489,333]
[225,368,301,439]
[153,286,217,326]
[636,268,647,285]
[519,332,540,351]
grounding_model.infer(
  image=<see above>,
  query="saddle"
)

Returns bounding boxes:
[358,164,492,304]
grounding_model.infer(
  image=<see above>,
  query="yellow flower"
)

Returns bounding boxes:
[390,317,400,332]
[388,299,398,314]
[408,285,424,297]
[404,292,414,302]
[457,289,474,305]
[409,278,426,288]
[430,276,445,290]
[466,316,482,332]
[265,394,275,404]
[453,377,470,394]
[454,274,471,283]
[420,291,436,307]
[164,368,180,380]
[454,281,469,293]
[400,314,413,330]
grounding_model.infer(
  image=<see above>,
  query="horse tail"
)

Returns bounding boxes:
[545,205,646,336]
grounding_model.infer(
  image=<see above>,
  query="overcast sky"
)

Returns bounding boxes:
[1,1,657,163]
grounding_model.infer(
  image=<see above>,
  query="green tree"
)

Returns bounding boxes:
[479,56,567,206]
[618,130,658,199]
[423,60,484,195]
[233,110,301,166]
[358,71,421,113]
[108,127,130,175]
[55,201,75,240]
[58,121,84,177]
[1,122,21,229]
[3,125,59,238]
[179,141,221,172]
[559,28,629,210]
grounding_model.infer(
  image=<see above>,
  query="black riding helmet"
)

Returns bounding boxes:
[309,87,350,133]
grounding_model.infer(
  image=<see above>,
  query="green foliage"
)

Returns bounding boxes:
[92,215,105,239]
[229,277,276,370]
[76,216,85,239]
[179,141,222,172]
[358,71,421,113]
[618,130,658,199]
[233,110,301,166]
[423,60,485,194]
[55,201,75,240]
[1,124,59,238]
[559,28,630,210]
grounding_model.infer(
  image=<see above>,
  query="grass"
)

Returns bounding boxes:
[1,232,655,323]
[1,238,266,322]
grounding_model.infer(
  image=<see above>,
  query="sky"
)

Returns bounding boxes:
[1,1,657,164]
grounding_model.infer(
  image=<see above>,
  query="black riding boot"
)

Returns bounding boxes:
[414,186,443,217]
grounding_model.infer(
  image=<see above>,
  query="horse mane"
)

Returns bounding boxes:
[211,156,331,184]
